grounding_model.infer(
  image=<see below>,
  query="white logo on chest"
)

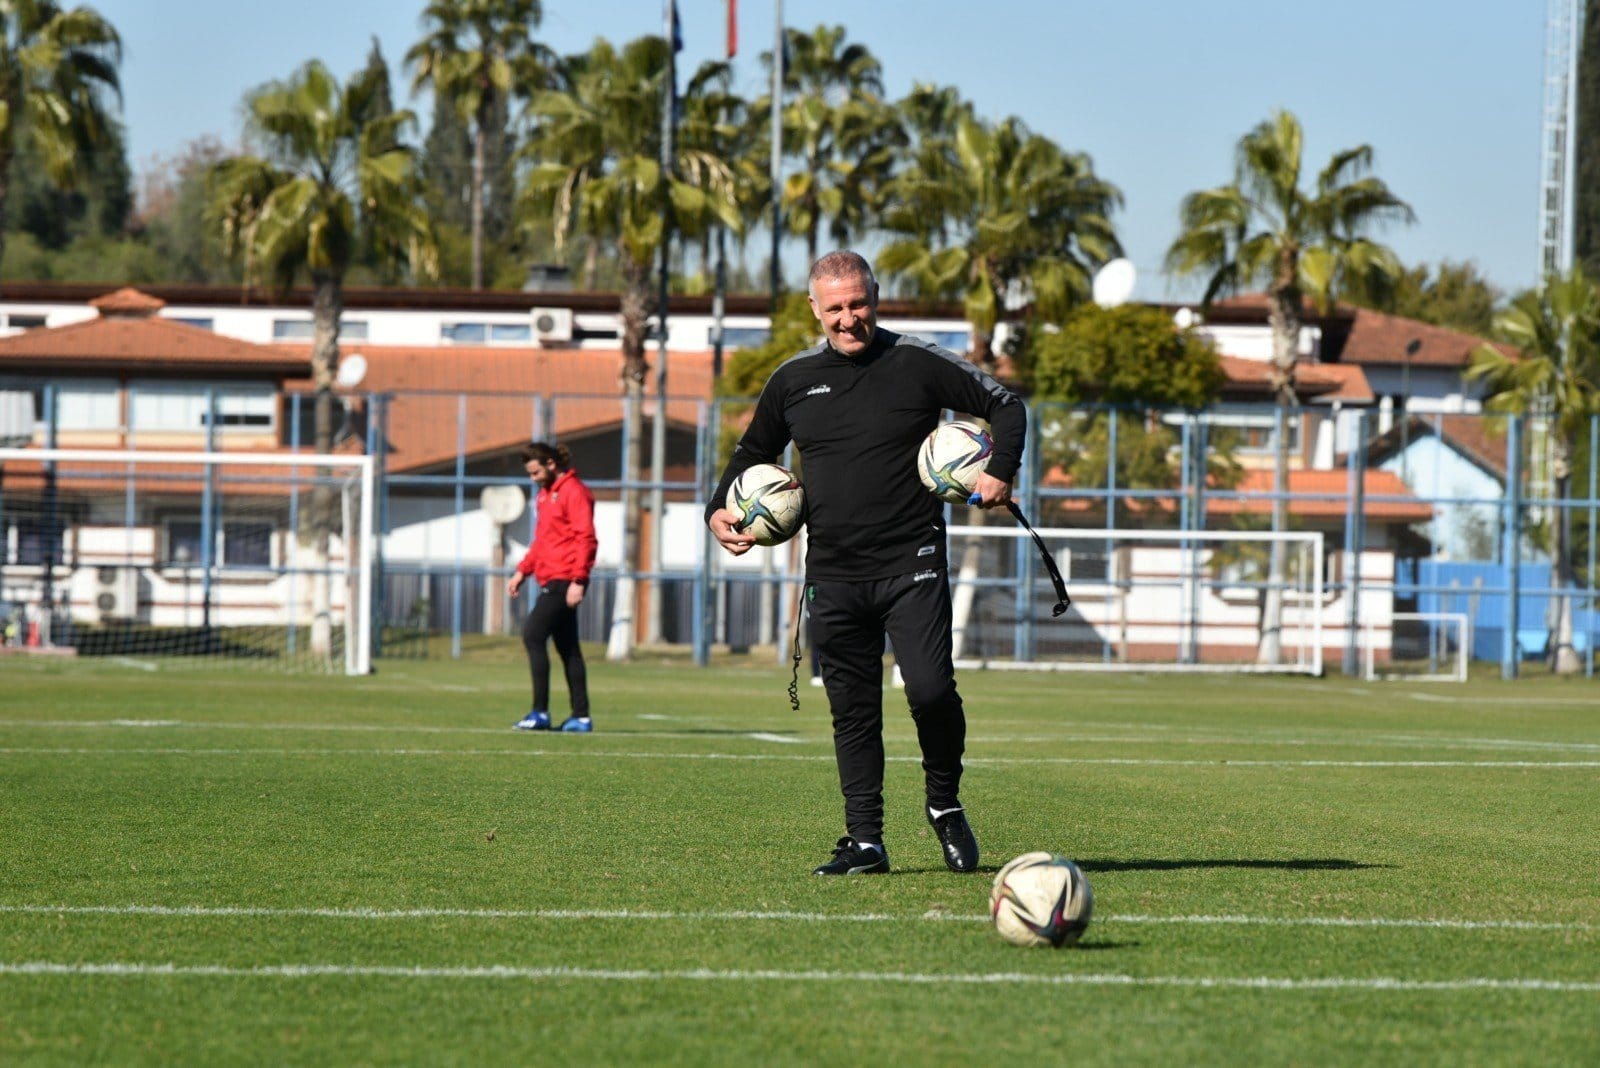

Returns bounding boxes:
[805,384,832,396]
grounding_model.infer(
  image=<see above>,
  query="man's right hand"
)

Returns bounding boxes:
[708,508,757,556]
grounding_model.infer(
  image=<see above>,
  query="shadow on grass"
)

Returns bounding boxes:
[1077,858,1389,873]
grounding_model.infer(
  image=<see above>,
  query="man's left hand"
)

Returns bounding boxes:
[969,473,1013,509]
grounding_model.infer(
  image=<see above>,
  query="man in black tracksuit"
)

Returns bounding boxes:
[706,250,1026,876]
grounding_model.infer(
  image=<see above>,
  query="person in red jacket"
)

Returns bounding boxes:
[508,442,598,732]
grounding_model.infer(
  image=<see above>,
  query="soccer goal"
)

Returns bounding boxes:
[1364,611,1469,683]
[0,448,375,674]
[947,524,1326,675]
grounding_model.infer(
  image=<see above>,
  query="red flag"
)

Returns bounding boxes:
[726,0,738,58]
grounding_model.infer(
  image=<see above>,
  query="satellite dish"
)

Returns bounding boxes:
[479,484,527,525]
[1173,306,1198,330]
[335,353,368,389]
[1092,259,1137,308]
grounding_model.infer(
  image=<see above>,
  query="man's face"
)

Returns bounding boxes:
[524,458,557,487]
[808,272,878,356]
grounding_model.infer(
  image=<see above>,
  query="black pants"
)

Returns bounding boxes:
[522,581,589,717]
[807,569,965,843]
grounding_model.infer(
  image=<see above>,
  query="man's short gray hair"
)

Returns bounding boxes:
[808,250,875,297]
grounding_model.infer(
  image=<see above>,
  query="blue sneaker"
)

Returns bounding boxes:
[513,710,551,731]
[558,716,593,733]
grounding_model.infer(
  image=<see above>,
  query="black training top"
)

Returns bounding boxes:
[706,328,1027,581]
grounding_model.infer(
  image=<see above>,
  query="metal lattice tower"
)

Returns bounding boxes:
[1539,0,1583,279]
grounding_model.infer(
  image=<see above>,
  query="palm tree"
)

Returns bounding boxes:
[879,113,1121,372]
[1166,109,1413,664]
[1467,268,1600,675]
[0,0,122,277]
[209,59,436,658]
[407,0,552,289]
[519,36,737,659]
[759,24,893,265]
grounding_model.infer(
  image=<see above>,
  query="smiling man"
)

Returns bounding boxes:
[705,250,1026,877]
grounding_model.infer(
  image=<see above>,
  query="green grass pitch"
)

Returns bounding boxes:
[1,649,1597,1064]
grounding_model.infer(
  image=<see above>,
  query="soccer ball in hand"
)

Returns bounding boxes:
[990,852,1094,948]
[918,420,994,504]
[726,463,805,546]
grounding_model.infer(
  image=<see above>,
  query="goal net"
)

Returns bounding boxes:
[1365,611,1469,683]
[0,448,374,674]
[947,524,1325,675]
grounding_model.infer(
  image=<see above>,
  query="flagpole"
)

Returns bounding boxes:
[650,0,678,645]
[768,0,783,307]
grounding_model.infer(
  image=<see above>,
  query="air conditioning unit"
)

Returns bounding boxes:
[530,307,574,344]
[94,565,140,619]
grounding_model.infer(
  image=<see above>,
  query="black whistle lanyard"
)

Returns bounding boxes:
[1004,500,1072,618]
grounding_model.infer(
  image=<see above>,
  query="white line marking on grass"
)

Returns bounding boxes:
[5,747,1600,770]
[0,960,1595,993]
[110,658,157,672]
[1,904,1592,933]
[12,718,1597,756]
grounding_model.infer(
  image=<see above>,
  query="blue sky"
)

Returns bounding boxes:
[98,0,1542,300]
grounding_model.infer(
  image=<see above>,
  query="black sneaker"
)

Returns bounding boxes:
[812,836,890,876]
[927,805,979,872]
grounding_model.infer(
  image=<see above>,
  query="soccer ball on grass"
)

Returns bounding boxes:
[990,852,1093,948]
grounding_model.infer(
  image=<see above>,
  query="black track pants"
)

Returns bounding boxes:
[522,581,589,717]
[807,569,965,843]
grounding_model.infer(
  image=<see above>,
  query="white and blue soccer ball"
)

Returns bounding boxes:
[918,420,994,504]
[990,852,1094,948]
[727,463,805,546]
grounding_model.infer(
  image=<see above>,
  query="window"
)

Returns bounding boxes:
[490,323,532,343]
[273,318,367,340]
[12,514,64,566]
[55,382,120,430]
[442,322,486,344]
[164,518,275,568]
[170,317,215,330]
[129,384,275,433]
[924,330,972,353]
[6,314,46,330]
[1164,412,1301,455]
[713,326,771,350]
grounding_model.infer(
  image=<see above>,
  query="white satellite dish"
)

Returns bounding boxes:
[1173,306,1199,330]
[1092,258,1137,308]
[335,353,368,389]
[479,484,527,525]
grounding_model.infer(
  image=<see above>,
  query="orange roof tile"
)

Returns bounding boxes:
[283,344,717,473]
[1205,468,1433,522]
[89,287,166,316]
[0,316,307,372]
[1335,307,1510,368]
[1217,356,1374,403]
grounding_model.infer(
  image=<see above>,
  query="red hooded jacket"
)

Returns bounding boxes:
[514,468,597,585]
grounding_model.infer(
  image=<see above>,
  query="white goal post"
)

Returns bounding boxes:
[1365,611,1469,683]
[0,448,375,675]
[946,525,1327,675]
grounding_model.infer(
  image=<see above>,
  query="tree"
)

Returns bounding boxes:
[0,0,123,279]
[1166,109,1413,663]
[1467,267,1600,674]
[1026,304,1234,525]
[519,35,738,659]
[760,25,894,265]
[407,0,549,290]
[209,59,435,658]
[1346,259,1502,337]
[879,113,1121,372]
